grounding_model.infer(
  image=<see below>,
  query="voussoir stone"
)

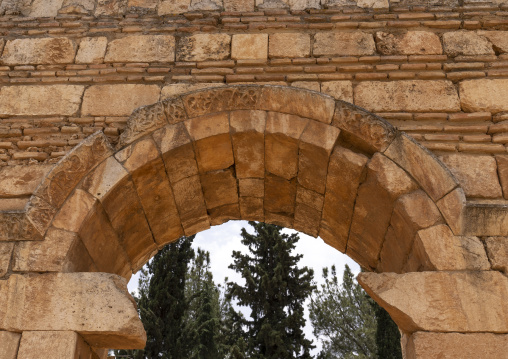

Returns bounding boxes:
[1,37,76,65]
[355,80,460,112]
[0,85,84,116]
[375,31,443,55]
[443,31,495,56]
[460,79,508,113]
[177,34,231,62]
[105,35,175,63]
[314,32,376,56]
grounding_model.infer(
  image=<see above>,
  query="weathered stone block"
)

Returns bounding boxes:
[161,83,224,99]
[76,37,108,64]
[477,31,508,53]
[1,38,76,65]
[296,185,324,211]
[232,34,268,60]
[436,187,466,235]
[443,31,494,56]
[321,81,353,102]
[292,81,320,92]
[17,331,93,359]
[485,236,508,274]
[82,85,161,116]
[190,0,222,10]
[95,0,127,16]
[0,165,51,198]
[239,197,264,221]
[224,0,255,11]
[0,85,84,116]
[239,178,264,197]
[0,331,21,359]
[376,31,442,55]
[0,242,13,278]
[264,174,297,217]
[105,35,175,63]
[496,155,508,200]
[460,79,508,113]
[128,0,157,8]
[355,80,460,112]
[158,0,190,14]
[177,34,231,62]
[29,0,64,16]
[52,189,96,233]
[269,33,310,58]
[200,168,239,209]
[314,32,376,56]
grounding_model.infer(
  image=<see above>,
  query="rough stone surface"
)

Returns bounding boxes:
[269,33,310,58]
[477,31,508,53]
[375,31,443,55]
[314,32,376,56]
[496,155,508,200]
[460,79,508,113]
[358,271,508,333]
[355,80,460,112]
[177,34,231,62]
[17,331,94,359]
[443,31,495,56]
[105,35,175,63]
[95,0,127,16]
[485,236,508,274]
[321,81,353,102]
[436,187,466,235]
[0,242,13,277]
[1,37,76,65]
[0,165,51,198]
[0,273,146,348]
[232,34,268,60]
[76,37,108,64]
[0,331,21,359]
[224,0,255,11]
[161,83,224,99]
[0,85,84,116]
[82,84,160,116]
[158,0,190,14]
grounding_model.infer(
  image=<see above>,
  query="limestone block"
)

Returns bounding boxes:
[95,0,128,16]
[232,34,268,60]
[375,31,443,55]
[258,86,335,124]
[239,178,264,197]
[208,203,240,226]
[443,31,494,56]
[224,0,255,11]
[52,189,96,232]
[264,174,297,218]
[200,168,239,210]
[348,153,418,269]
[17,331,93,359]
[485,237,508,273]
[440,154,502,199]
[63,0,96,11]
[1,38,76,65]
[359,271,508,333]
[384,134,458,201]
[460,79,508,113]
[128,0,158,8]
[296,185,324,212]
[414,224,490,271]
[0,331,20,359]
[269,33,311,58]
[0,165,51,197]
[320,146,368,253]
[81,85,160,116]
[190,0,222,10]
[161,83,224,99]
[265,112,309,180]
[0,85,84,116]
[357,0,388,9]
[463,201,508,236]
[0,273,146,348]
[496,155,508,200]
[177,34,231,62]
[29,0,64,17]
[230,110,266,178]
[355,80,460,112]
[321,81,353,102]
[105,35,175,63]
[405,332,508,359]
[158,0,190,14]
[294,202,321,237]
[298,121,340,194]
[477,31,508,53]
[292,81,320,92]
[239,197,264,221]
[76,37,108,64]
[0,242,13,277]
[436,187,466,235]
[314,32,376,56]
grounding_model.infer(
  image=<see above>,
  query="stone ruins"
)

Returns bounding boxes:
[0,0,508,357]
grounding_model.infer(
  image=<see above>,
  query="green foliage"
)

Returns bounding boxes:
[309,265,378,359]
[226,221,316,359]
[373,302,402,359]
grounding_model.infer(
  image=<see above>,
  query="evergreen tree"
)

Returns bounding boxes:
[373,303,402,359]
[226,221,316,359]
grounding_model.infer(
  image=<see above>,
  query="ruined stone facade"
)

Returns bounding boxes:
[1,0,508,358]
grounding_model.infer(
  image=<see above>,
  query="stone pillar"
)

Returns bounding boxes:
[17,331,94,359]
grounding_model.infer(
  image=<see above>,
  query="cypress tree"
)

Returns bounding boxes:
[373,303,402,359]
[226,221,316,359]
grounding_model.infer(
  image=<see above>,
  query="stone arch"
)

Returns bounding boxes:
[3,86,507,356]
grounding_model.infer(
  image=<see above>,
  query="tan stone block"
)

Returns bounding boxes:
[414,224,490,271]
[76,37,108,64]
[462,201,508,236]
[128,0,157,8]
[1,37,76,65]
[314,32,375,56]
[0,273,146,348]
[385,134,458,201]
[185,112,229,140]
[82,85,161,116]
[239,197,264,221]
[95,0,127,16]
[443,31,495,57]
[321,81,353,102]
[485,236,508,274]
[265,212,293,228]
[269,33,310,58]
[194,134,235,173]
[230,110,266,178]
[177,34,231,62]
[25,196,58,236]
[0,213,42,242]
[440,154,502,199]
[0,165,51,197]
[265,112,308,180]
[355,80,460,113]
[357,0,388,9]
[200,168,238,209]
[105,35,175,63]
[436,187,466,235]
[405,332,508,359]
[17,331,93,359]
[0,331,20,359]
[190,0,222,10]
[29,0,64,16]
[376,31,443,55]
[348,153,418,269]
[460,79,508,113]
[496,155,508,200]
[298,121,340,194]
[320,146,368,253]
[158,0,190,14]
[294,202,320,237]
[153,122,198,184]
[172,175,210,236]
[296,185,324,211]
[264,174,297,217]
[232,34,268,60]
[161,83,224,99]
[0,198,27,212]
[52,189,96,232]
[224,0,255,11]
[119,139,184,247]
[0,242,13,278]
[208,203,241,226]
[239,178,264,197]
[292,81,320,92]
[358,271,508,333]
[477,31,508,53]
[0,85,84,116]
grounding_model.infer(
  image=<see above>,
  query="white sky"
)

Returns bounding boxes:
[128,220,360,356]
